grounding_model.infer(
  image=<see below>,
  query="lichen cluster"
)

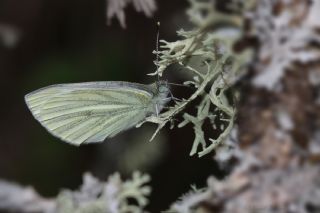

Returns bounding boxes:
[56,172,151,213]
[145,0,251,157]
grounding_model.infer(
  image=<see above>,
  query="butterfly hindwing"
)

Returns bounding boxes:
[25,82,155,145]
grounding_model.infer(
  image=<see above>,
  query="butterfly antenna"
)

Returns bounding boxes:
[156,21,160,81]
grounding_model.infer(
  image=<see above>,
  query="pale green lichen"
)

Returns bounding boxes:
[55,172,151,213]
[144,0,252,157]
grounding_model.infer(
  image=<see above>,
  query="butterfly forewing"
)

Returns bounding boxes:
[25,82,155,145]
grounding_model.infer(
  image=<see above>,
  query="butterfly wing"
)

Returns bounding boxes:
[25,82,154,145]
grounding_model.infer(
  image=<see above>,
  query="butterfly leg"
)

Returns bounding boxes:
[169,91,182,103]
[162,97,172,102]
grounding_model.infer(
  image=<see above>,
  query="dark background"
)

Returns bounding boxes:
[0,0,221,211]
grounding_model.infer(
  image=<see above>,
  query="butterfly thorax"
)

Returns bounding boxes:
[147,81,170,116]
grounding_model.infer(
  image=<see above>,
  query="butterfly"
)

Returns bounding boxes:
[25,81,170,145]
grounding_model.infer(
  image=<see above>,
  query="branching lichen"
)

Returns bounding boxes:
[106,0,157,28]
[250,0,320,89]
[144,0,251,157]
[0,172,151,213]
[56,172,151,213]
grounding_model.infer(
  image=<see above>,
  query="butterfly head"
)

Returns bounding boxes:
[156,80,170,97]
[150,80,170,107]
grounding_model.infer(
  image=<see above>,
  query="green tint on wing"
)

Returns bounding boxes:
[25,82,153,145]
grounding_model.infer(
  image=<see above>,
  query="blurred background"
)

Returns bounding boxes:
[0,0,221,211]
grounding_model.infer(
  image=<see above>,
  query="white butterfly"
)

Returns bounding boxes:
[25,81,170,145]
